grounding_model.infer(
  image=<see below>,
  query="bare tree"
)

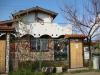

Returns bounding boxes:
[61,0,100,57]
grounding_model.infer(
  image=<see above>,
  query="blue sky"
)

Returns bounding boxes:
[0,0,85,23]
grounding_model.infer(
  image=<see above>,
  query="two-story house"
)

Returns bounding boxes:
[0,6,89,74]
[0,6,72,73]
[10,6,72,61]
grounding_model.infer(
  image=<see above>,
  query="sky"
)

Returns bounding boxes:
[0,0,85,23]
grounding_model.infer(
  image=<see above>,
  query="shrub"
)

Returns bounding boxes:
[9,60,68,75]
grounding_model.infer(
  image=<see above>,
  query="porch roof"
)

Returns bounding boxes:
[0,20,15,32]
[65,34,87,39]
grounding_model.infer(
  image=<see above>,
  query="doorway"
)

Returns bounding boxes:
[70,41,83,68]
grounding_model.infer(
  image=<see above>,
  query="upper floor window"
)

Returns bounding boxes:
[36,17,44,25]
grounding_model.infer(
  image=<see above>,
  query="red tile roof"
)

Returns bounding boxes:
[65,34,87,39]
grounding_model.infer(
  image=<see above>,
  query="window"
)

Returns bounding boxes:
[31,39,40,51]
[54,39,68,61]
[37,39,40,50]
[31,39,37,50]
[31,39,49,51]
[36,17,44,25]
[41,39,48,50]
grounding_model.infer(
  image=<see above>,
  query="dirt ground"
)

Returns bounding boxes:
[64,72,100,75]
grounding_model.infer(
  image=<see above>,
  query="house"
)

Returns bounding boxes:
[11,6,72,61]
[0,6,89,74]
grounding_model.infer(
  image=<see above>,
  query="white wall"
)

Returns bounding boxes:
[21,12,53,23]
[38,13,53,22]
[15,12,72,38]
[16,22,72,38]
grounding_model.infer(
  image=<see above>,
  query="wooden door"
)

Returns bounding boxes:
[0,40,6,73]
[70,41,83,68]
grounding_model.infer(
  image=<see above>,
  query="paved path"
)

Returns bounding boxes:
[63,72,100,75]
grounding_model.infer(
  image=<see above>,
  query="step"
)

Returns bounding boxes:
[68,67,89,72]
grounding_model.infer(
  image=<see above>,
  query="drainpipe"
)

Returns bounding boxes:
[6,33,10,73]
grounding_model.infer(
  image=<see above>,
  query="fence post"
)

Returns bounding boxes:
[6,33,10,73]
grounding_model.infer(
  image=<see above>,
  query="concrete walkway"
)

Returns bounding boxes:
[64,72,100,75]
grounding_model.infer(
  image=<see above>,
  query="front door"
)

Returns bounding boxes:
[70,41,83,68]
[0,40,6,73]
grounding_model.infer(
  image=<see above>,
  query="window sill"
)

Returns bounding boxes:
[30,49,49,52]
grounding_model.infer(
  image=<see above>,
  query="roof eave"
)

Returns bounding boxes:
[13,6,58,19]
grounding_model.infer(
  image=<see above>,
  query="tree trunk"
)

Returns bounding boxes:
[89,37,91,59]
[87,36,92,68]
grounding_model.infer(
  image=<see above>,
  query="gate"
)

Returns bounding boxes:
[70,41,83,68]
[0,40,6,73]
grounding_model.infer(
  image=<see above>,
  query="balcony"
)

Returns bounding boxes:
[16,22,72,38]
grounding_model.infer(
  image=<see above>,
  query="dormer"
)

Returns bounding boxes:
[12,6,58,23]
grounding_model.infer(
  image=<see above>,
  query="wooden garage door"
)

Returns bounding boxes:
[0,40,6,73]
[70,42,83,68]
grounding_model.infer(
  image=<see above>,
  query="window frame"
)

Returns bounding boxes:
[30,38,50,52]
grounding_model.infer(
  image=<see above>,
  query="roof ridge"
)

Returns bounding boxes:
[12,6,58,19]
